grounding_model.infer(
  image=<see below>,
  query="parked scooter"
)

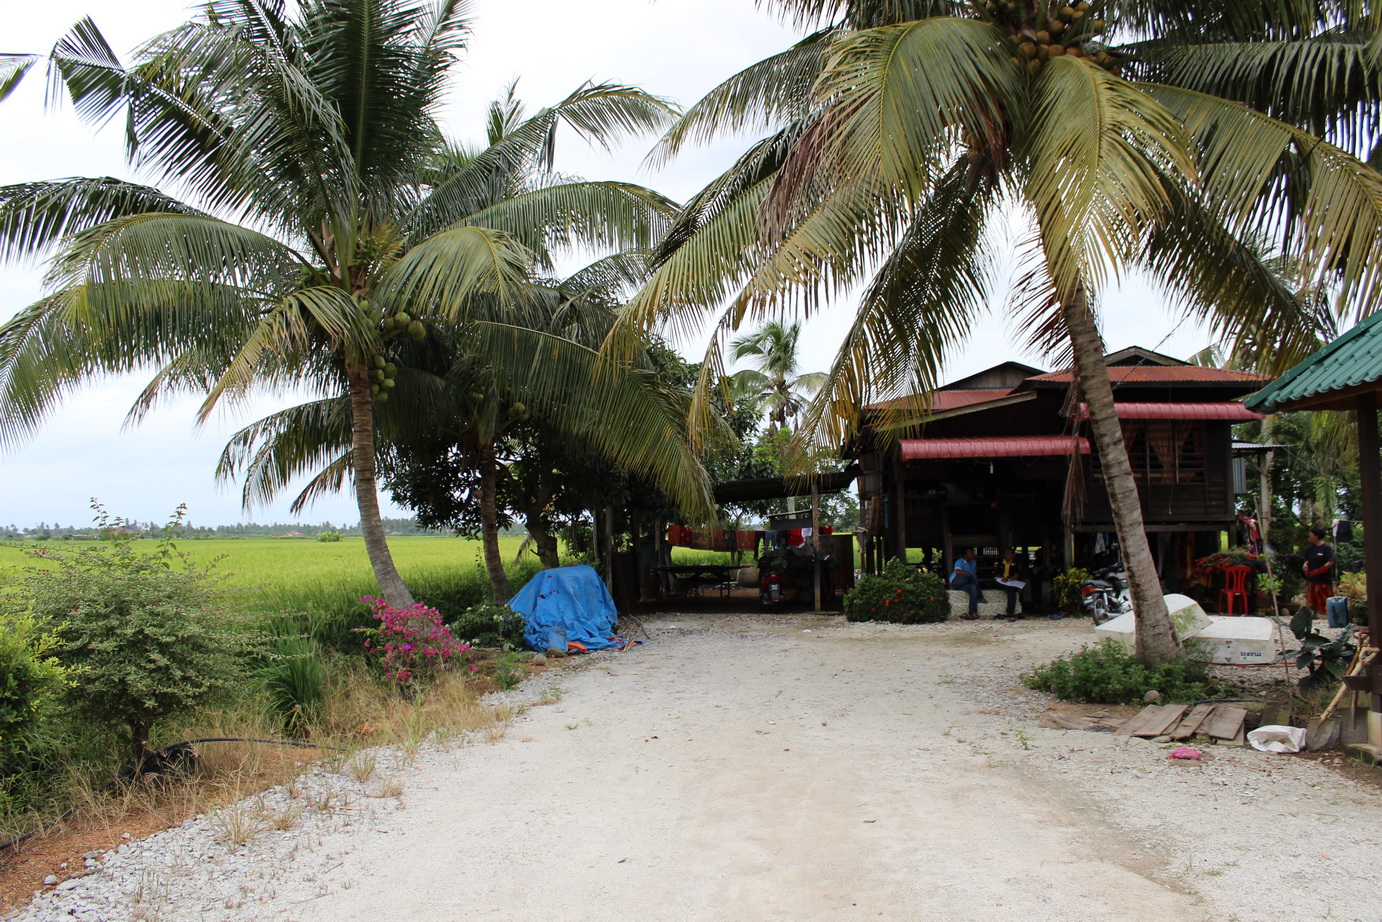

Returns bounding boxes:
[760,569,785,611]
[1081,562,1133,625]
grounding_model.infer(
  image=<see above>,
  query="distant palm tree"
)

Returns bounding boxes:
[729,320,827,432]
[0,1,685,605]
[623,0,1382,662]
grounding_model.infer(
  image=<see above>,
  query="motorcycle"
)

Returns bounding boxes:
[760,569,785,611]
[1081,562,1133,625]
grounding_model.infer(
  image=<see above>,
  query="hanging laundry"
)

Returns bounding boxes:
[736,530,758,552]
[788,529,804,547]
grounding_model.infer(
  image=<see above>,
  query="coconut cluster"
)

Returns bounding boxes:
[985,1,1113,75]
[369,354,398,404]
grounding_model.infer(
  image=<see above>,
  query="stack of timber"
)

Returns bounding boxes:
[1045,703,1252,744]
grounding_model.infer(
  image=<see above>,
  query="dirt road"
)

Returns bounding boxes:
[13,614,1382,921]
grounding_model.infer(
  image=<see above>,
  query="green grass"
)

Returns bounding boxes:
[0,535,543,626]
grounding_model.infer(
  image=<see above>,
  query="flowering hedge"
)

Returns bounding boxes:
[356,598,474,686]
[1193,548,1263,576]
[843,560,950,624]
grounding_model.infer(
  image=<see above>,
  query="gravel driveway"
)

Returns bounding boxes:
[9,614,1382,921]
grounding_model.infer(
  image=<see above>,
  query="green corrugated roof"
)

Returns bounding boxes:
[1246,310,1382,412]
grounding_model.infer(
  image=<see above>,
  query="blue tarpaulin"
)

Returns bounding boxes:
[510,565,623,652]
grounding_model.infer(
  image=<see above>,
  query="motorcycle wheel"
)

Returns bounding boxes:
[1091,595,1110,625]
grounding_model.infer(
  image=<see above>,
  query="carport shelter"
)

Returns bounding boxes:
[1247,312,1382,757]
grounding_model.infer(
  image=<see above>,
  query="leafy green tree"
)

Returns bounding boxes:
[12,506,243,767]
[624,0,1382,663]
[0,614,67,776]
[0,1,679,607]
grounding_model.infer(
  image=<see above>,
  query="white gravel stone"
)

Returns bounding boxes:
[4,614,1379,922]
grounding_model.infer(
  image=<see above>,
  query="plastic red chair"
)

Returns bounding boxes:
[1219,565,1252,615]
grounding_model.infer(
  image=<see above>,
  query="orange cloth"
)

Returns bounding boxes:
[1306,581,1333,615]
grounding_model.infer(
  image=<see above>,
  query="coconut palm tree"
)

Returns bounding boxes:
[728,319,828,433]
[0,1,681,606]
[622,0,1382,662]
[225,255,714,603]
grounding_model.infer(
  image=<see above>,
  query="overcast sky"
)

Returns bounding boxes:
[0,0,1213,529]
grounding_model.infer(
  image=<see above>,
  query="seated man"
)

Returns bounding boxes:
[993,547,1026,621]
[950,547,983,619]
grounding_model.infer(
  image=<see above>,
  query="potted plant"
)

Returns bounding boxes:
[1337,570,1368,625]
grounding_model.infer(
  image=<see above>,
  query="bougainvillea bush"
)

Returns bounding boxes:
[843,559,950,624]
[356,598,474,686]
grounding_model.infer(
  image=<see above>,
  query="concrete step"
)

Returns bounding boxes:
[947,589,1023,619]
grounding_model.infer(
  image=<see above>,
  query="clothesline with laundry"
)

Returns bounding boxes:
[665,525,833,553]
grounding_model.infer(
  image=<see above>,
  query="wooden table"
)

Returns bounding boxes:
[655,565,741,598]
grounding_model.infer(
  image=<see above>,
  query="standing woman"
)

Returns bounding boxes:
[1302,527,1336,618]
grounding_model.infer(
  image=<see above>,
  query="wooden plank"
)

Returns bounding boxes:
[1205,705,1248,740]
[1134,705,1187,738]
[1050,715,1097,731]
[1119,704,1187,738]
[1118,705,1167,737]
[1170,704,1216,740]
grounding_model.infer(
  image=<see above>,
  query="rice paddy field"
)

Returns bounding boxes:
[0,535,537,618]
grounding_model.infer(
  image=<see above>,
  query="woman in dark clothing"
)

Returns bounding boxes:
[1302,527,1336,616]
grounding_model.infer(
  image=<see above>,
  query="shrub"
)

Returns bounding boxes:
[843,559,949,624]
[257,633,326,735]
[13,505,246,766]
[316,530,342,543]
[447,601,526,649]
[0,614,68,773]
[1051,567,1091,616]
[356,597,475,687]
[1023,639,1216,704]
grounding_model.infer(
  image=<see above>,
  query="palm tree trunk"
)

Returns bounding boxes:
[346,365,414,606]
[1062,288,1179,663]
[478,439,511,602]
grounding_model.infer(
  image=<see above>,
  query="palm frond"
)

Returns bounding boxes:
[375,224,533,320]
[1135,184,1336,373]
[0,177,204,264]
[1024,57,1195,302]
[462,321,716,521]
[216,397,353,509]
[775,17,1017,208]
[797,160,997,449]
[1148,82,1382,320]
[45,212,307,309]
[0,53,38,102]
[406,83,677,241]
[648,36,829,165]
[458,180,679,268]
[1127,33,1382,155]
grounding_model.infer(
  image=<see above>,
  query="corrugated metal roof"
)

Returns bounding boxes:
[1030,366,1271,385]
[1077,402,1264,421]
[900,435,1091,460]
[1246,311,1382,412]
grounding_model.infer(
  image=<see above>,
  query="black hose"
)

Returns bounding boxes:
[0,736,345,853]
[1189,698,1265,706]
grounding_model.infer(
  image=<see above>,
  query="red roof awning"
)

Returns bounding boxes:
[1077,402,1264,421]
[900,435,1091,460]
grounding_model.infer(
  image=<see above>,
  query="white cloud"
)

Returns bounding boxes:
[0,0,1213,528]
